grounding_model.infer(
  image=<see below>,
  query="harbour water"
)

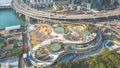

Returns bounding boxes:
[0,9,25,29]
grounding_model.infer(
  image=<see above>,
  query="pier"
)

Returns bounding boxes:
[0,3,11,9]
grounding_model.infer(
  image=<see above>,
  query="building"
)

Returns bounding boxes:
[118,0,120,4]
[72,0,120,9]
[29,0,54,8]
[29,0,120,9]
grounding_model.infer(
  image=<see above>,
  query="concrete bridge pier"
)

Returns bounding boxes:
[14,11,23,18]
[25,16,39,25]
[25,16,30,26]
[18,13,22,17]
[26,17,41,25]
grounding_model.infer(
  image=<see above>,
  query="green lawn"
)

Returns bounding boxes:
[6,47,22,57]
[13,40,22,44]
[107,42,114,47]
[0,41,4,45]
[0,41,4,49]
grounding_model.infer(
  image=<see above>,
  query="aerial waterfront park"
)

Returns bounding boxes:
[26,22,103,67]
[2,0,119,67]
[1,0,120,68]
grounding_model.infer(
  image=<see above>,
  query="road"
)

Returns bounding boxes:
[18,26,28,68]
[11,0,120,21]
[95,22,120,39]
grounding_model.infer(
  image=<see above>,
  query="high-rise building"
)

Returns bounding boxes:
[73,0,103,9]
[29,0,54,8]
[28,0,120,9]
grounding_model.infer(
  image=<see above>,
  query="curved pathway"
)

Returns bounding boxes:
[104,40,120,50]
[28,32,103,67]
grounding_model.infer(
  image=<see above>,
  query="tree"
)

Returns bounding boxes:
[99,63,106,68]
[54,48,120,68]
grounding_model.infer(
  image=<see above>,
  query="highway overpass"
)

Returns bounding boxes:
[11,0,120,22]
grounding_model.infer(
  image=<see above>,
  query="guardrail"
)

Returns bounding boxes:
[11,0,120,21]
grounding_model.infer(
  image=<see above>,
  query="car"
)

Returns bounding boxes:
[27,8,30,10]
[50,15,53,16]
[94,14,97,16]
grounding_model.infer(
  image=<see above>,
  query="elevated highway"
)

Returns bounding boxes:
[12,0,120,21]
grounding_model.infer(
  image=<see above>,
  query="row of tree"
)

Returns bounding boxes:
[53,48,120,68]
